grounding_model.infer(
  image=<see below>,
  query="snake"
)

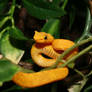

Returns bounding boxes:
[31,31,78,67]
[12,31,78,88]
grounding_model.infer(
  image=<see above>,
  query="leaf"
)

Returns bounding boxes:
[41,19,61,38]
[67,62,75,69]
[22,0,66,20]
[0,58,20,82]
[68,79,88,92]
[0,82,3,86]
[9,27,28,40]
[26,0,58,9]
[0,0,9,14]
[69,7,76,29]
[52,0,61,6]
[84,85,92,92]
[0,32,24,64]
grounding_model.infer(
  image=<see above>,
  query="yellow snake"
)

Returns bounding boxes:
[12,31,78,88]
[31,31,78,67]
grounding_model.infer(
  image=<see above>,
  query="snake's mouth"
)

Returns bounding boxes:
[41,54,52,59]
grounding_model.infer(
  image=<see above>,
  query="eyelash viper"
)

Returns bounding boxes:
[12,31,78,88]
[31,31,78,67]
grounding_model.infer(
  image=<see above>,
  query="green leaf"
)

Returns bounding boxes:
[26,0,58,9]
[67,62,75,69]
[52,0,61,6]
[0,82,3,86]
[68,79,88,92]
[69,7,76,29]
[84,85,92,92]
[0,0,9,14]
[0,32,24,64]
[41,19,61,38]
[9,27,28,40]
[0,58,20,82]
[22,0,66,20]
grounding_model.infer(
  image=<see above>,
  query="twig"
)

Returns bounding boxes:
[59,45,92,68]
[77,7,92,43]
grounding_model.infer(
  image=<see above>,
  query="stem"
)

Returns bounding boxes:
[0,27,10,38]
[77,8,92,42]
[42,37,92,70]
[10,0,16,17]
[61,0,68,10]
[78,78,88,92]
[73,69,88,91]
[10,0,16,27]
[86,70,92,77]
[52,37,92,68]
[0,16,11,28]
[0,0,16,28]
[87,33,92,37]
[11,17,15,28]
[59,45,92,68]
[8,0,16,27]
[74,69,86,79]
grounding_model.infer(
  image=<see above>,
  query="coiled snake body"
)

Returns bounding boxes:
[31,31,78,67]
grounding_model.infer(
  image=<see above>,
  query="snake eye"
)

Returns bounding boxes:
[44,36,47,40]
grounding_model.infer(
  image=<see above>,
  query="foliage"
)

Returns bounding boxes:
[0,58,20,83]
[22,0,66,19]
[0,0,92,92]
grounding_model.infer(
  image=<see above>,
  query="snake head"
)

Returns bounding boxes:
[33,31,54,44]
